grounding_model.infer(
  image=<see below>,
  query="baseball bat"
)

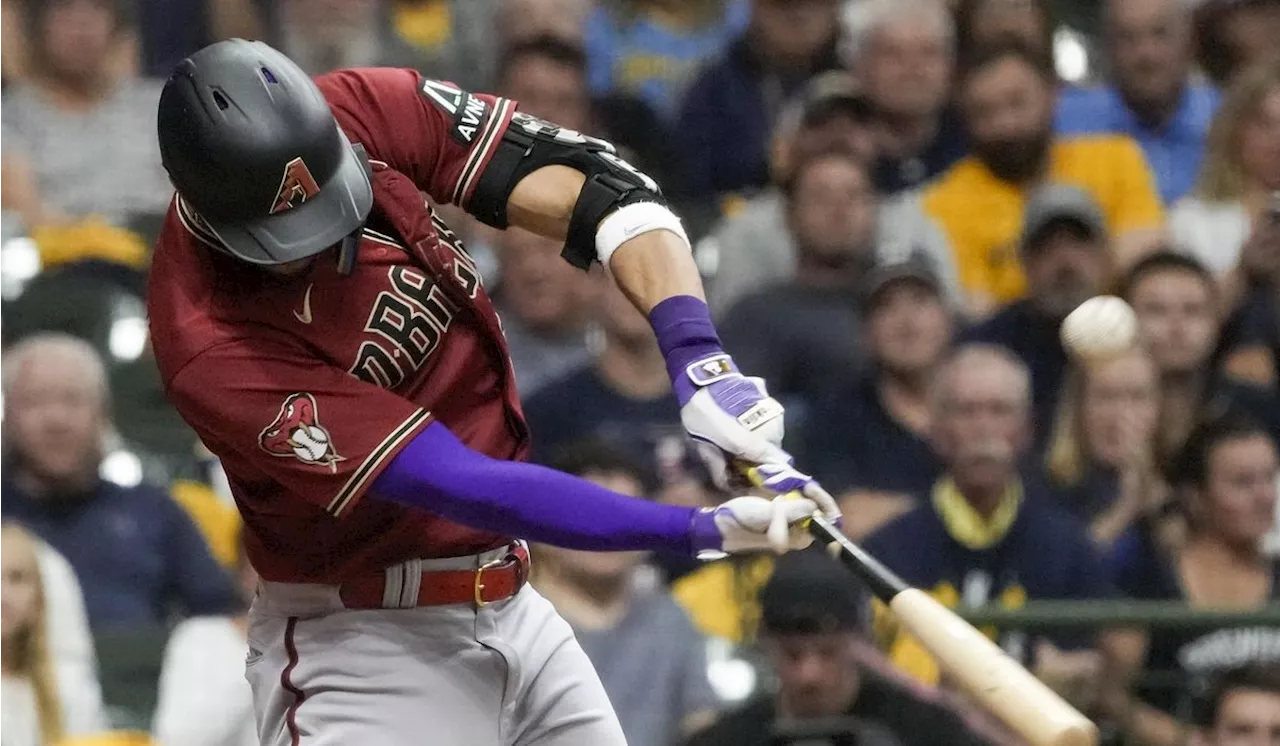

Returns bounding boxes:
[806,515,1099,746]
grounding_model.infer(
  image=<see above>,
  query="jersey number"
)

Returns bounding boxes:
[350,267,457,389]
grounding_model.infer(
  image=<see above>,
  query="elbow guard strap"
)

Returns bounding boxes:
[469,112,667,269]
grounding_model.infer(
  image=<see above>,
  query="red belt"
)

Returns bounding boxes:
[338,544,530,610]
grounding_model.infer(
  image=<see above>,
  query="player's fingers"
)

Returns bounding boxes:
[767,498,790,554]
[802,480,841,521]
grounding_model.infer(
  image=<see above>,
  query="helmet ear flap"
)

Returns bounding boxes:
[336,144,373,275]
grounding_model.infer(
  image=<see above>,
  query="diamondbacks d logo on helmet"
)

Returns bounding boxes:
[259,392,344,472]
[270,157,322,214]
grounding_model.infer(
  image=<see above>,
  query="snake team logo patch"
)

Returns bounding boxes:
[269,157,321,214]
[259,393,345,472]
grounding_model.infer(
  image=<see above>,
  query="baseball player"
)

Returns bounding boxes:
[147,40,840,746]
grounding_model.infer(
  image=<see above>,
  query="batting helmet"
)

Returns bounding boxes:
[157,39,373,266]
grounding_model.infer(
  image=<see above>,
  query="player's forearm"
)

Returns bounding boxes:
[369,422,713,554]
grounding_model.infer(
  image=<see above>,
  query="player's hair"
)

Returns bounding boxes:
[1167,413,1273,489]
[781,147,870,202]
[1116,250,1217,303]
[1194,59,1280,202]
[1205,663,1280,726]
[544,438,655,495]
[0,523,65,745]
[496,34,588,86]
[841,0,955,65]
[956,38,1056,90]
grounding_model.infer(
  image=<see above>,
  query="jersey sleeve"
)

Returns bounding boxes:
[316,67,516,213]
[167,336,434,518]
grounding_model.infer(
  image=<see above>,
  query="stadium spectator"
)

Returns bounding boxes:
[494,227,598,397]
[1120,252,1280,460]
[498,34,594,132]
[2,523,108,746]
[533,441,719,746]
[1045,347,1171,546]
[0,334,237,632]
[583,0,749,122]
[1056,0,1219,205]
[1105,416,1280,742]
[864,345,1112,700]
[151,534,258,746]
[389,0,515,91]
[1169,60,1280,292]
[522,270,707,508]
[675,0,843,202]
[954,0,1056,72]
[1,0,172,229]
[265,0,427,77]
[963,185,1113,449]
[685,548,999,746]
[718,148,876,404]
[889,40,1164,315]
[702,72,883,314]
[799,257,952,538]
[1202,664,1280,746]
[135,0,261,78]
[842,0,966,195]
[1192,0,1280,88]
[1219,283,1280,389]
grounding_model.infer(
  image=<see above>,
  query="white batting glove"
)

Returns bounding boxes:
[689,494,818,559]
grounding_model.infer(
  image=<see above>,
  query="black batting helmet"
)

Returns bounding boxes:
[157,39,373,266]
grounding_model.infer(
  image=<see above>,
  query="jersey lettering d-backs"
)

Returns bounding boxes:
[148,68,528,583]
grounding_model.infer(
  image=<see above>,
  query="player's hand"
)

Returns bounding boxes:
[689,494,818,558]
[677,353,788,466]
[742,462,842,522]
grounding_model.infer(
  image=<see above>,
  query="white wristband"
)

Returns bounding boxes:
[594,202,690,266]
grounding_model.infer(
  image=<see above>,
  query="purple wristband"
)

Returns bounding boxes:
[648,295,726,405]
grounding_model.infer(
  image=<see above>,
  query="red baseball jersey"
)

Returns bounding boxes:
[148,68,531,583]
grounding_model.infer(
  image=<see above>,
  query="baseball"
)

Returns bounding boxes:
[1060,295,1138,360]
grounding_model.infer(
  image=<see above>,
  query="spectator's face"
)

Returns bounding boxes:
[1240,85,1280,192]
[932,356,1030,491]
[40,0,117,81]
[1199,434,1278,549]
[1221,5,1280,83]
[1106,0,1192,114]
[1211,688,1280,746]
[968,0,1048,53]
[0,530,41,645]
[500,56,592,134]
[4,352,106,488]
[751,0,840,68]
[496,227,597,334]
[765,631,860,718]
[1081,351,1159,469]
[282,0,378,27]
[538,471,648,583]
[867,282,953,375]
[1129,268,1218,375]
[1023,224,1110,318]
[862,18,954,120]
[962,57,1055,183]
[787,156,876,264]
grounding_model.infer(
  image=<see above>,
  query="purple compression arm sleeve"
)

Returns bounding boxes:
[370,422,716,554]
[648,295,725,405]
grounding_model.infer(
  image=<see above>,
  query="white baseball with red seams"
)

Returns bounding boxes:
[1060,295,1138,360]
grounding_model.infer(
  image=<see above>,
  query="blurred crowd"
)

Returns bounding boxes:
[2,0,1280,745]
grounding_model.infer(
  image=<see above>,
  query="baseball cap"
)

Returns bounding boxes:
[1019,184,1107,254]
[760,548,869,636]
[858,254,943,314]
[776,72,874,138]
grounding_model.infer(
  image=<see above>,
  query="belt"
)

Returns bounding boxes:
[338,544,531,610]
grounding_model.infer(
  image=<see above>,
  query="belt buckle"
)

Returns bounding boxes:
[473,555,508,608]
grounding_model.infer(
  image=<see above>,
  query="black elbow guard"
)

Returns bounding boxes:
[469,112,666,269]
